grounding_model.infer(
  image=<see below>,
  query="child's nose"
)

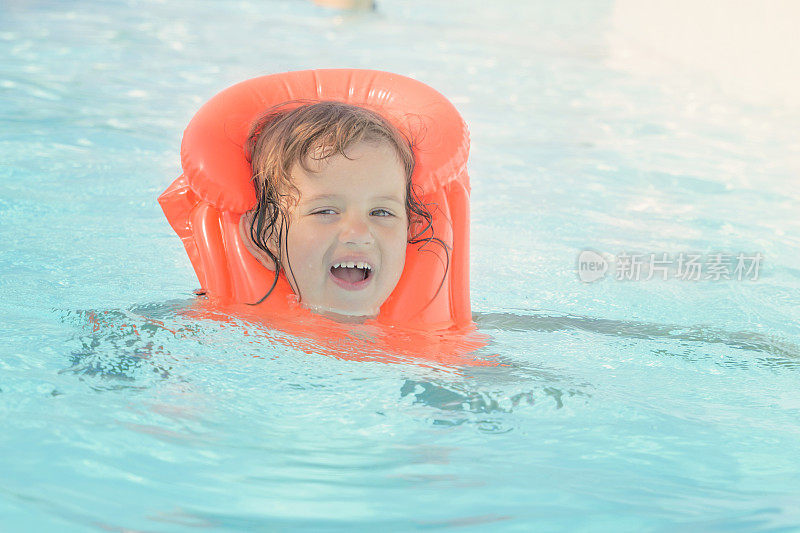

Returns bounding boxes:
[339,213,373,245]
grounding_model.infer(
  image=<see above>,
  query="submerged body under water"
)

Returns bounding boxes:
[2,0,799,530]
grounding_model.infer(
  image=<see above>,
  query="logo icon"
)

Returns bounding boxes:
[577,249,608,283]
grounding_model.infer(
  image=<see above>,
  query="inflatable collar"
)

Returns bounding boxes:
[159,69,472,331]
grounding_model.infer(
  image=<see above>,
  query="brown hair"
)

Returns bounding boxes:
[244,100,447,305]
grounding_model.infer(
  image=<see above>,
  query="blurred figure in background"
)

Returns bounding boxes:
[313,0,374,11]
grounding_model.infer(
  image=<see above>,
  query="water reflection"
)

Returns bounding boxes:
[475,310,800,362]
[57,301,800,436]
[57,301,195,387]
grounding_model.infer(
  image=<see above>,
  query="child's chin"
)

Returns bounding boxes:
[302,302,379,323]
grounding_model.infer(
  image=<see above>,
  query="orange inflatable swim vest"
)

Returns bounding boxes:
[158,69,472,331]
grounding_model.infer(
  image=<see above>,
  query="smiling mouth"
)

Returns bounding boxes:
[330,262,372,285]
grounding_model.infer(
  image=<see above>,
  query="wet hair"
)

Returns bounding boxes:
[244,100,448,305]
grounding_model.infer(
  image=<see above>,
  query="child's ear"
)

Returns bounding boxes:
[239,209,279,272]
[264,228,280,266]
[265,205,286,262]
[406,214,419,242]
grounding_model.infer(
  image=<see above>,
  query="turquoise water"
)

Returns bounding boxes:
[2,1,800,531]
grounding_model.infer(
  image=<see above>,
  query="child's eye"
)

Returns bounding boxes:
[311,209,337,216]
[371,209,394,217]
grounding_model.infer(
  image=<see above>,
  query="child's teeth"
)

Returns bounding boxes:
[332,261,371,270]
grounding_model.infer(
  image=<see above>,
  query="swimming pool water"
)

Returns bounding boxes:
[2,1,800,530]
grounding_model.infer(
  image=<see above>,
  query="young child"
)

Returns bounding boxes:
[237,101,442,321]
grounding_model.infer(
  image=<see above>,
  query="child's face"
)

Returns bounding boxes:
[281,140,408,317]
